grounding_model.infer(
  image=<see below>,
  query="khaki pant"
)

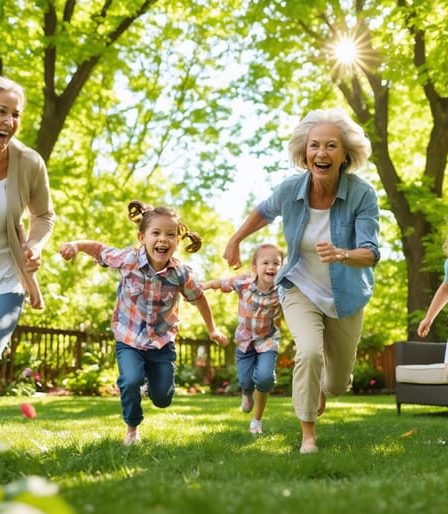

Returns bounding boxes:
[281,286,364,422]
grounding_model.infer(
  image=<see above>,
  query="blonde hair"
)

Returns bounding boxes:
[288,108,371,173]
[251,243,284,267]
[128,200,202,253]
[0,76,26,110]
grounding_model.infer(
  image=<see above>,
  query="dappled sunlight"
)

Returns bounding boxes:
[234,433,292,457]
[2,394,448,514]
[370,441,406,457]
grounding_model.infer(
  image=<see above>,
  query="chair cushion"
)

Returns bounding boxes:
[396,363,448,384]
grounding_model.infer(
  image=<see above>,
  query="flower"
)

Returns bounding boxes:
[22,368,33,379]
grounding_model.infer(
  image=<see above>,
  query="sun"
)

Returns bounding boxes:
[328,27,378,79]
[333,37,359,65]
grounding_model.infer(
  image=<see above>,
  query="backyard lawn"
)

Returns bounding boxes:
[1,393,447,514]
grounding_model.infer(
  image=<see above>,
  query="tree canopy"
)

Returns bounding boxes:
[228,0,448,339]
[1,0,447,343]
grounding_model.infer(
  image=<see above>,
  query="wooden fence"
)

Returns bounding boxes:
[0,325,396,391]
[0,325,234,387]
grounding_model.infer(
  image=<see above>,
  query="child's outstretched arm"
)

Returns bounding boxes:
[59,240,103,261]
[417,281,448,337]
[201,274,247,291]
[201,279,222,290]
[195,294,229,347]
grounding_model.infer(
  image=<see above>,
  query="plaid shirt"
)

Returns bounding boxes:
[220,275,281,353]
[98,245,203,350]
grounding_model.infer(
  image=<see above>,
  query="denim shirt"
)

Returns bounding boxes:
[257,171,380,318]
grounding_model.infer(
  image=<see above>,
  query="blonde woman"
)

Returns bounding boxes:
[0,76,55,358]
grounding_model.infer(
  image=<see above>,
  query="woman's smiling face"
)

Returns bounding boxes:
[306,123,347,182]
[0,89,22,153]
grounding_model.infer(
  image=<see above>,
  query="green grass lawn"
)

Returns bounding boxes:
[1,393,447,514]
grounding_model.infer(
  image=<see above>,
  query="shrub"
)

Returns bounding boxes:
[1,367,45,396]
[209,365,239,394]
[62,365,117,396]
[352,361,385,394]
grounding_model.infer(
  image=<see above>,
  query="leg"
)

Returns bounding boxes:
[317,390,326,417]
[253,390,269,420]
[281,286,325,452]
[323,309,364,396]
[145,342,176,408]
[0,293,24,359]
[115,342,146,434]
[236,347,256,412]
[252,350,278,420]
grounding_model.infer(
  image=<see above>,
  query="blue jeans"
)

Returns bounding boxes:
[0,293,25,359]
[236,346,278,394]
[115,341,176,427]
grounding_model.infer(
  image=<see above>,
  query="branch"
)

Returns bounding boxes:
[63,0,76,23]
[43,1,57,101]
[37,0,160,160]
[397,0,448,195]
[397,0,445,112]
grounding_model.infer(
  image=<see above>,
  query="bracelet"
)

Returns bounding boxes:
[342,249,349,265]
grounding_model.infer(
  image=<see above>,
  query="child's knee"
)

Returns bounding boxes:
[152,396,173,408]
[149,386,174,408]
[254,374,275,393]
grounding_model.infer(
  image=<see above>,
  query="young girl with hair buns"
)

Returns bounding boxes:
[60,200,228,445]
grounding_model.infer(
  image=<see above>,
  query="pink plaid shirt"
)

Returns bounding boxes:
[98,245,203,350]
[220,275,281,353]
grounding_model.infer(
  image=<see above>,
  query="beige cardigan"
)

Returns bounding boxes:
[5,138,55,308]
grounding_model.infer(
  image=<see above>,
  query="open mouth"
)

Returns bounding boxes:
[0,130,9,141]
[154,247,168,254]
[314,162,331,170]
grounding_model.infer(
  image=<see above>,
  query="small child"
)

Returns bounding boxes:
[417,249,448,379]
[202,243,284,434]
[60,200,228,445]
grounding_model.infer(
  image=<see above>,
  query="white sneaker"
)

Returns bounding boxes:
[241,393,254,413]
[249,419,262,434]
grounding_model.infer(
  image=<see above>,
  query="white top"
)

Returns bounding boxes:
[0,178,23,295]
[286,207,337,317]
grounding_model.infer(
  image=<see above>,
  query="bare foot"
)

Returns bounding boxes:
[123,427,140,446]
[317,390,326,416]
[300,438,318,454]
[300,421,318,454]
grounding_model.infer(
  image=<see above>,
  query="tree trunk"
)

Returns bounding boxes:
[401,226,443,341]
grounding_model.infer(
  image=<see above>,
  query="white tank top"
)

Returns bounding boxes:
[286,207,337,318]
[0,178,23,294]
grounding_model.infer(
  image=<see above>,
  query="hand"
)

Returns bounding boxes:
[209,330,229,347]
[223,238,242,269]
[315,241,344,264]
[23,247,42,273]
[59,242,78,261]
[417,320,430,338]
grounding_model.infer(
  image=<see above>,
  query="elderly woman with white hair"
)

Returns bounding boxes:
[0,76,55,358]
[223,108,380,454]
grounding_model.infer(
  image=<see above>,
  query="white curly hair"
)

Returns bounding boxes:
[288,107,372,173]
